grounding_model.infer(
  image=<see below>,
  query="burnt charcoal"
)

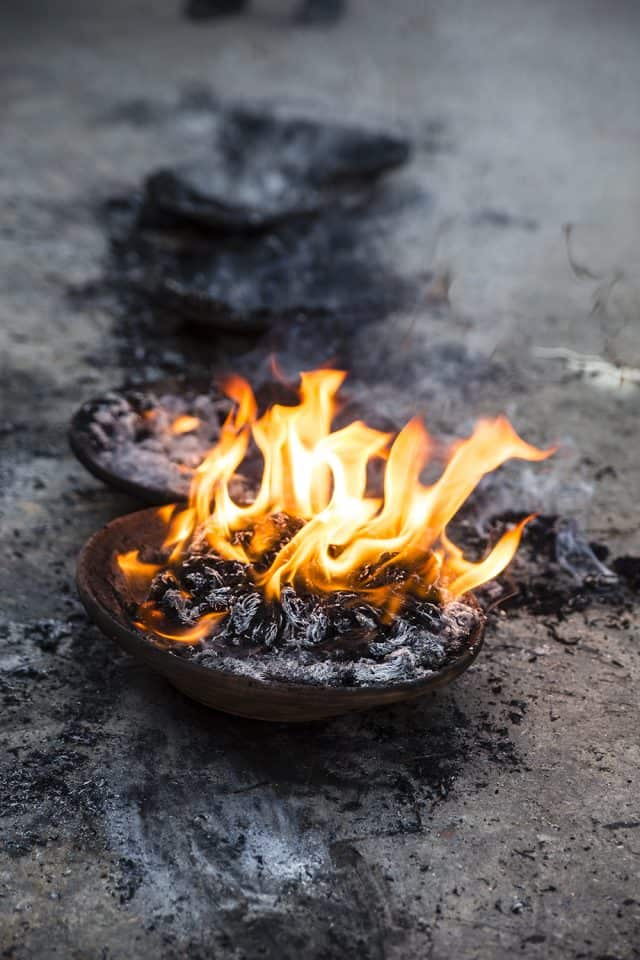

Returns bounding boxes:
[213,559,252,589]
[227,591,264,636]
[178,555,252,599]
[180,566,219,597]
[158,588,199,626]
[352,604,381,632]
[402,597,444,632]
[178,558,225,597]
[280,584,316,638]
[289,593,383,655]
[202,585,235,612]
[368,639,397,658]
[140,108,410,234]
[302,604,329,647]
[251,514,305,570]
[131,512,483,687]
[147,570,180,601]
[226,596,283,649]
[253,602,283,649]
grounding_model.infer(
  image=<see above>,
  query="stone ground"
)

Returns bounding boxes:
[1,1,639,958]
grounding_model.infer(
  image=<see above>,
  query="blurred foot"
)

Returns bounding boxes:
[184,0,249,20]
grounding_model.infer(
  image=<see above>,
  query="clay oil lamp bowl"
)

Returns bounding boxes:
[76,507,486,723]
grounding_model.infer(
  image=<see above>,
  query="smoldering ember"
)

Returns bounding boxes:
[1,4,640,960]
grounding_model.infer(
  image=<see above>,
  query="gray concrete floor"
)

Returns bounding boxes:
[1,2,639,958]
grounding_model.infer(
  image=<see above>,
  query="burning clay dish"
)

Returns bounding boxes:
[78,368,553,721]
[77,508,485,722]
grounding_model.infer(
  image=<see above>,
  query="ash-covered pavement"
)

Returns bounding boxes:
[1,2,639,958]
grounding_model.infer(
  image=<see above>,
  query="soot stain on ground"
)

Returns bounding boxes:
[0,616,123,859]
[8,194,637,953]
[1,588,520,941]
[98,679,523,953]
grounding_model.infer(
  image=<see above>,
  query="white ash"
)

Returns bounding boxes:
[188,599,479,688]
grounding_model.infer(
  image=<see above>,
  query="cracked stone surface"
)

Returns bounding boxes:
[1,1,639,958]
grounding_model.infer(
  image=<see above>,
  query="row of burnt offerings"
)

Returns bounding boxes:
[72,104,639,722]
[112,105,411,337]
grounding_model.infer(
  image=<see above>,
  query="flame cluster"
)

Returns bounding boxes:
[119,368,553,638]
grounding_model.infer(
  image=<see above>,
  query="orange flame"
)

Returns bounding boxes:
[119,368,554,641]
[171,414,200,435]
[134,607,226,644]
[117,550,162,589]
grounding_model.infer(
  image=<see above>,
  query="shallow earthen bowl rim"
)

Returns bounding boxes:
[76,507,486,722]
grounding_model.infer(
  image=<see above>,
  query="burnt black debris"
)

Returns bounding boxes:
[184,0,346,24]
[101,103,413,338]
[461,513,637,618]
[109,191,412,336]
[140,108,410,233]
[611,554,640,593]
[132,523,483,688]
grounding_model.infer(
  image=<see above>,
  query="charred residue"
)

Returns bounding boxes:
[128,542,482,688]
[478,514,637,619]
